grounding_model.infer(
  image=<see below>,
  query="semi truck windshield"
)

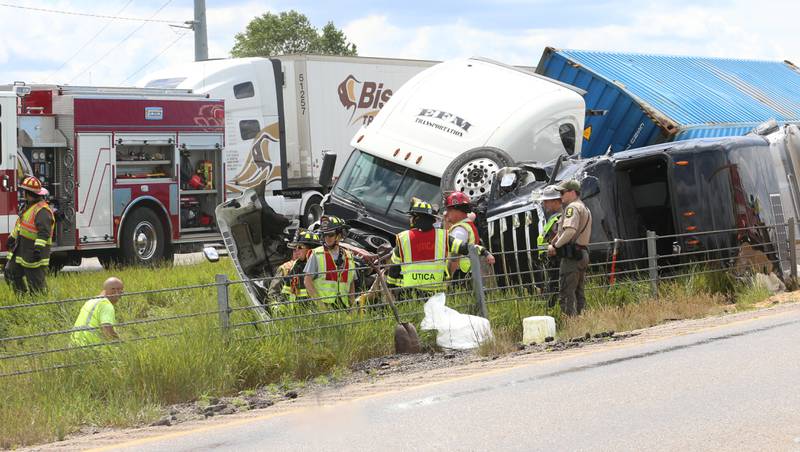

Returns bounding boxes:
[334,150,440,222]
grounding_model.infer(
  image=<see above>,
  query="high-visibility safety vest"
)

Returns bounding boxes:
[392,228,448,292]
[448,219,480,273]
[537,213,561,257]
[280,260,309,302]
[311,246,356,306]
[71,297,114,346]
[11,200,54,268]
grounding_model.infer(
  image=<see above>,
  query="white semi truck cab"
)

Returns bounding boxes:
[323,57,586,244]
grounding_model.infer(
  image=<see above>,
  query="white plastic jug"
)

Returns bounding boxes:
[522,316,556,345]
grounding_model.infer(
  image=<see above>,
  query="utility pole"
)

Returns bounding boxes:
[194,0,208,61]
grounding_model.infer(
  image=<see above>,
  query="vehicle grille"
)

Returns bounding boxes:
[487,209,540,290]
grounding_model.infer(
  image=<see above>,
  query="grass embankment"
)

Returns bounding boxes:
[0,261,776,448]
[481,270,774,353]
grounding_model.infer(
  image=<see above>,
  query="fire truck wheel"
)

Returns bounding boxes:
[440,147,514,201]
[48,252,81,274]
[98,253,119,270]
[120,208,166,266]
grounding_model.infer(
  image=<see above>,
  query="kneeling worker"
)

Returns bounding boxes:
[304,216,357,309]
[71,277,124,346]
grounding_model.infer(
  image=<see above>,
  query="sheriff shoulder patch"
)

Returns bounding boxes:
[565,207,574,218]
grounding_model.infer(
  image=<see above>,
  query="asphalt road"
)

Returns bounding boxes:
[95,305,800,452]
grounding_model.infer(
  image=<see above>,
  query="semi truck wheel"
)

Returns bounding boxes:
[440,147,514,201]
[302,195,324,227]
[120,208,168,266]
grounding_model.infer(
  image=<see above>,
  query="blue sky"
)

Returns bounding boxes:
[0,0,797,86]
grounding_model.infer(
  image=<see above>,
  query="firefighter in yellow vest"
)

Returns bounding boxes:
[268,229,319,313]
[387,199,449,297]
[388,198,495,297]
[5,176,54,295]
[443,191,482,280]
[303,216,357,309]
[537,186,562,307]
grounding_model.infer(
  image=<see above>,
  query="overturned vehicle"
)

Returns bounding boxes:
[483,126,800,288]
[215,124,800,310]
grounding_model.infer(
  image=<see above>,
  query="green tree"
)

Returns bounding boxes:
[231,10,357,57]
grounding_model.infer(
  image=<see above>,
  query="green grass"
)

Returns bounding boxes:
[0,261,779,448]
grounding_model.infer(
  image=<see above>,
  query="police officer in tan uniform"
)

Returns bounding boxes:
[547,180,592,316]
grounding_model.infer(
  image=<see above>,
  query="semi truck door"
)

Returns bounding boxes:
[76,133,113,243]
[0,95,17,240]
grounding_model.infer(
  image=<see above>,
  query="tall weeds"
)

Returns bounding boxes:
[0,261,776,448]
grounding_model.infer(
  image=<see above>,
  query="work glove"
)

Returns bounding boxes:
[32,248,42,262]
[6,236,15,251]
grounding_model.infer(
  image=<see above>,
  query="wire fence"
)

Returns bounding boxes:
[0,220,796,379]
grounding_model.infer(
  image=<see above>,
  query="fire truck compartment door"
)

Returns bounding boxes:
[77,133,114,242]
[0,94,17,237]
[178,133,224,150]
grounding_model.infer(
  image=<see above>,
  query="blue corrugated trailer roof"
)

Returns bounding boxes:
[536,47,800,157]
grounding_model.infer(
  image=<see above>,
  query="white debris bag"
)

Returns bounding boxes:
[420,293,492,350]
[755,272,785,294]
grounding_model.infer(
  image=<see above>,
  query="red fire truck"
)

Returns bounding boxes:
[0,83,225,271]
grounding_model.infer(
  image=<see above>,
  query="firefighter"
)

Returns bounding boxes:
[268,229,319,312]
[5,176,54,295]
[387,199,449,298]
[443,191,481,281]
[303,215,357,309]
[547,180,593,316]
[537,186,563,307]
[388,197,496,298]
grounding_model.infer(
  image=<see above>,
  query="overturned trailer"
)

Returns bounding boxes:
[483,131,799,287]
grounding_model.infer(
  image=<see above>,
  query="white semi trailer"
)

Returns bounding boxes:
[139,55,435,226]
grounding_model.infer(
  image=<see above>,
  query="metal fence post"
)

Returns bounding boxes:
[646,230,659,299]
[216,274,230,330]
[789,218,797,284]
[468,245,489,319]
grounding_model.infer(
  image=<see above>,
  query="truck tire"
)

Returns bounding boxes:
[98,253,120,270]
[48,252,81,274]
[440,147,514,201]
[302,195,324,227]
[120,208,169,266]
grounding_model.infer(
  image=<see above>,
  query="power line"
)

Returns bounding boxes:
[0,1,183,24]
[45,0,136,83]
[121,31,189,84]
[67,0,175,84]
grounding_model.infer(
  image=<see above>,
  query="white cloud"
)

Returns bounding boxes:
[2,1,799,87]
[0,1,269,86]
[343,1,800,66]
